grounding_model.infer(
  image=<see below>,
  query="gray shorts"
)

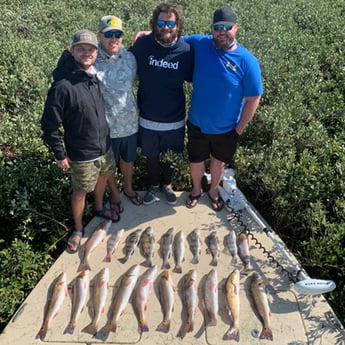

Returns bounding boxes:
[69,149,116,193]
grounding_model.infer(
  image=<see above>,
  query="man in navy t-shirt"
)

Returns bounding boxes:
[130,2,194,205]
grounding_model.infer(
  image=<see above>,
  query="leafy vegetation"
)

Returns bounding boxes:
[0,0,344,330]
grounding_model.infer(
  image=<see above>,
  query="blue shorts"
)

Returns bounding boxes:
[110,133,138,164]
[138,126,185,157]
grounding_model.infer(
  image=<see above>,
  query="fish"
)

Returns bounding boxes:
[118,228,143,264]
[203,268,218,327]
[179,269,198,339]
[223,268,240,341]
[223,229,239,264]
[104,228,124,262]
[105,264,140,333]
[156,270,176,333]
[64,269,90,334]
[132,265,158,333]
[172,230,185,273]
[250,272,273,341]
[205,231,220,266]
[139,226,155,267]
[237,232,252,273]
[186,228,202,264]
[79,220,111,271]
[158,227,174,269]
[35,272,68,340]
[82,267,109,335]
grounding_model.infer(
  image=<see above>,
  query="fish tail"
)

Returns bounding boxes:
[79,261,91,272]
[223,326,240,341]
[118,256,128,264]
[156,321,170,333]
[207,317,217,327]
[106,322,117,333]
[103,255,111,263]
[173,265,182,274]
[231,255,238,264]
[184,320,194,334]
[162,261,170,269]
[139,321,149,333]
[35,326,47,340]
[260,326,273,340]
[82,322,98,335]
[63,322,75,335]
[210,257,218,266]
[191,256,199,264]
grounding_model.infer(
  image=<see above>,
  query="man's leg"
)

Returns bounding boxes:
[121,159,142,205]
[186,161,205,208]
[207,156,225,211]
[68,189,86,252]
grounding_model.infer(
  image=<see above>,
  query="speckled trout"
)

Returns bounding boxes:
[172,230,185,273]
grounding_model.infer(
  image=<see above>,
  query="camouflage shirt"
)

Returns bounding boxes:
[95,45,138,138]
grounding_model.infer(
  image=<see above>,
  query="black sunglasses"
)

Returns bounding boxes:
[103,31,123,39]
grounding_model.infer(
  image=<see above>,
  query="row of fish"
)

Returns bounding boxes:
[79,221,252,273]
[35,265,273,342]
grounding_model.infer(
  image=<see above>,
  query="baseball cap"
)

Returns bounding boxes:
[71,29,98,48]
[99,15,123,32]
[213,6,237,26]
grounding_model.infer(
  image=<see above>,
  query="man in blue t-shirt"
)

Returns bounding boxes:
[184,6,263,211]
[130,3,194,206]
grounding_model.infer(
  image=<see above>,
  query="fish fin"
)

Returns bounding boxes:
[82,322,97,335]
[260,327,273,340]
[156,321,170,333]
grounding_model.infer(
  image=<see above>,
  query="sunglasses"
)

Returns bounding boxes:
[213,24,233,32]
[103,31,123,39]
[156,20,176,29]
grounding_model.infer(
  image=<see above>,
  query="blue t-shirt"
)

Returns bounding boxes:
[130,34,194,124]
[184,34,263,134]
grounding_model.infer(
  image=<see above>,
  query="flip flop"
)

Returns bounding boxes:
[123,190,143,205]
[207,193,224,212]
[186,193,202,209]
[94,207,120,222]
[66,229,83,254]
[110,199,124,213]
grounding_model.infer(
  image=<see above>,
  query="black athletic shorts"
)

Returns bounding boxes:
[187,121,239,164]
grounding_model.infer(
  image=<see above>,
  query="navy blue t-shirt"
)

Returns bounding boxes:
[130,33,194,123]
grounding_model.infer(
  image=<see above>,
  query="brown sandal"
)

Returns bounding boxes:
[186,193,202,209]
[123,190,143,205]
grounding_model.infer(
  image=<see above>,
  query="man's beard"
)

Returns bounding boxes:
[154,28,178,45]
[213,37,232,50]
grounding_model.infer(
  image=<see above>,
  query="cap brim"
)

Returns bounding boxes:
[102,27,123,33]
[213,21,236,26]
[72,41,98,48]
